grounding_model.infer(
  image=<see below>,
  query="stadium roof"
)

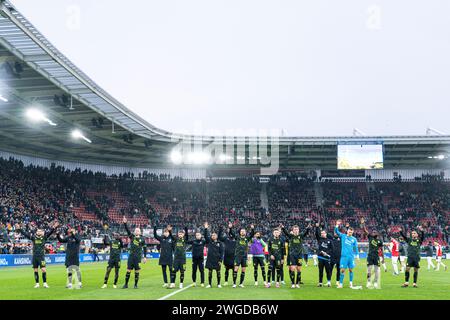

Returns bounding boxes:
[0,0,449,171]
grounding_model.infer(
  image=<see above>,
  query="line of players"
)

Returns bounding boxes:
[16,216,447,290]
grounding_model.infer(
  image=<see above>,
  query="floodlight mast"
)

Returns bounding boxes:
[426,127,446,136]
[353,128,366,136]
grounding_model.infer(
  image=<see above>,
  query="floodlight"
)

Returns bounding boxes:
[71,129,92,143]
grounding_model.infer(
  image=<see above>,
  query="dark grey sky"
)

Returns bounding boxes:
[11,0,450,136]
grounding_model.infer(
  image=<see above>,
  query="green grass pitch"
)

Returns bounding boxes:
[0,258,449,300]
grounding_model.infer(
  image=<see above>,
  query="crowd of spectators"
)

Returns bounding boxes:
[1,156,449,255]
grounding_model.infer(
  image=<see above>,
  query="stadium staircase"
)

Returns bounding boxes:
[313,182,324,209]
[260,183,269,211]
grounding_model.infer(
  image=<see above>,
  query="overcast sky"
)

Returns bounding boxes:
[10,0,450,136]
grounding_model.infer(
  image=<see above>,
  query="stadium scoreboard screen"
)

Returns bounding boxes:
[337,143,384,170]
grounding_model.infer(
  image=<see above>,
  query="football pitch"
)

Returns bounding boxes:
[0,259,449,300]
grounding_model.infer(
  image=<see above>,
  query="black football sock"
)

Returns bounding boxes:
[180,271,185,284]
[233,270,238,284]
[162,266,168,283]
[289,270,295,284]
[125,271,131,285]
[296,272,302,284]
[104,267,112,284]
[405,271,410,282]
[413,271,418,283]
[208,270,213,286]
[240,271,246,285]
[34,271,39,284]
[114,268,120,285]
[134,272,139,286]
[200,267,205,284]
[42,272,47,283]
[192,264,197,283]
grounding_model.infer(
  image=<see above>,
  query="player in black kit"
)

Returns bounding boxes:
[170,226,189,289]
[188,223,207,287]
[314,222,333,287]
[102,232,123,288]
[362,218,383,289]
[267,228,284,288]
[58,227,82,289]
[230,223,254,288]
[15,221,59,288]
[204,222,224,288]
[122,217,147,289]
[400,225,425,288]
[218,222,236,286]
[281,223,311,288]
[154,224,174,287]
[330,225,342,286]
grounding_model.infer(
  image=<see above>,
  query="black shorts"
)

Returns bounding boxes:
[192,256,204,266]
[253,256,265,267]
[223,255,234,268]
[234,255,248,268]
[269,259,282,269]
[287,253,303,266]
[172,261,186,272]
[224,262,234,269]
[32,256,46,269]
[367,255,380,266]
[206,260,221,270]
[108,259,121,269]
[158,257,173,266]
[127,255,141,270]
[407,257,421,269]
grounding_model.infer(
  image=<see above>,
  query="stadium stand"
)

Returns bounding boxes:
[1,156,449,255]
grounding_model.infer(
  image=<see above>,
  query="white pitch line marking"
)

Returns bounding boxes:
[157,284,194,300]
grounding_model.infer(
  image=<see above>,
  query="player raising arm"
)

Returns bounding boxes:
[122,216,147,289]
[218,222,236,286]
[250,230,268,287]
[102,232,123,289]
[58,227,82,289]
[188,224,207,287]
[281,223,311,288]
[170,226,189,289]
[361,218,383,289]
[400,225,424,288]
[204,222,224,288]
[267,228,284,288]
[15,221,59,288]
[334,220,359,289]
[153,224,174,287]
[230,224,255,288]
